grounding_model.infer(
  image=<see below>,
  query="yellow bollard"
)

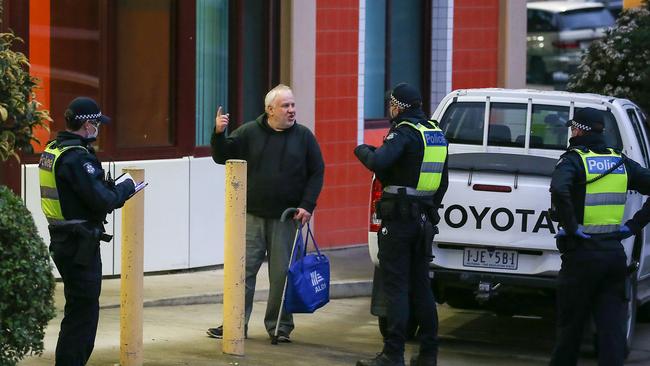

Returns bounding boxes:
[120,168,145,366]
[222,160,247,356]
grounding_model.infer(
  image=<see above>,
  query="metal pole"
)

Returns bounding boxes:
[120,168,144,366]
[222,160,246,356]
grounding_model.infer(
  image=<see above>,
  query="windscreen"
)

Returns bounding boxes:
[558,8,614,31]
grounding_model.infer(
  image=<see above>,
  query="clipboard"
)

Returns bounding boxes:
[128,181,148,199]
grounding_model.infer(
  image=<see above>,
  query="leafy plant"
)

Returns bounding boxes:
[568,1,650,114]
[0,31,50,162]
[0,29,55,366]
[0,185,56,366]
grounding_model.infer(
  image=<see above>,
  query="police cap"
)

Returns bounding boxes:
[388,83,422,110]
[565,107,605,133]
[66,97,111,124]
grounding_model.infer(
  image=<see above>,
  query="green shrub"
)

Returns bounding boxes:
[0,186,55,366]
[0,32,50,161]
[0,29,55,366]
[568,2,650,114]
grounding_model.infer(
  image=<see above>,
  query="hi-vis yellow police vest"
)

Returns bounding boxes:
[396,120,448,194]
[574,148,628,234]
[38,141,88,223]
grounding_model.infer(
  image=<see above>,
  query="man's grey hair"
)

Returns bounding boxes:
[265,84,292,109]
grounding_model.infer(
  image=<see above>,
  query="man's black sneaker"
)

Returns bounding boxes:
[206,325,248,339]
[277,334,291,343]
[269,332,292,343]
[356,352,405,366]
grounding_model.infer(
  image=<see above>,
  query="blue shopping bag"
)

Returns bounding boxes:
[284,223,330,313]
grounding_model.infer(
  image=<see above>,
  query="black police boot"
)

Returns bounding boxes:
[357,352,405,366]
[409,353,436,366]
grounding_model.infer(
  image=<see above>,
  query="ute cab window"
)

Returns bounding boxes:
[438,101,622,151]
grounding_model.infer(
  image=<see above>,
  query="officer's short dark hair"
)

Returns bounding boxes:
[64,109,84,131]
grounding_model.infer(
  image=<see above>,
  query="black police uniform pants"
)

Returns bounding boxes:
[378,218,438,361]
[50,237,102,366]
[550,239,628,366]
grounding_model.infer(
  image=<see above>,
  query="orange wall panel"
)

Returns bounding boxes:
[29,0,51,151]
[452,0,499,90]
[314,0,370,248]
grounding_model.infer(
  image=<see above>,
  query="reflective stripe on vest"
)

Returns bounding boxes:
[38,141,88,221]
[574,148,628,234]
[396,121,448,193]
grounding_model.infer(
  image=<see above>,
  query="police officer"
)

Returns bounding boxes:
[38,97,135,366]
[354,83,448,366]
[549,107,650,366]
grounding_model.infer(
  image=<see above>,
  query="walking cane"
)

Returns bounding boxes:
[271,207,301,345]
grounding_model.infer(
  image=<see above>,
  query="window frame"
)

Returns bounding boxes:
[17,0,283,163]
[363,0,432,129]
[627,108,650,168]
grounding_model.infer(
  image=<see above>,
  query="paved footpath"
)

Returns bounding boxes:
[19,245,650,365]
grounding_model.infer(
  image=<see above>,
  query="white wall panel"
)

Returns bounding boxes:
[22,156,229,277]
[188,157,225,267]
[113,158,190,273]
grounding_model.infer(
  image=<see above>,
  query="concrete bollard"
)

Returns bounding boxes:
[120,168,145,366]
[222,160,246,356]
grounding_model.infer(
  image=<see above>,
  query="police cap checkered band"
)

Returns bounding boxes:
[67,97,111,124]
[390,95,411,109]
[569,120,592,131]
[565,107,604,133]
[74,112,103,121]
[389,83,422,110]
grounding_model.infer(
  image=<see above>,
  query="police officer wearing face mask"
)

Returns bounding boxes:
[38,97,135,366]
[549,107,650,366]
[354,83,448,366]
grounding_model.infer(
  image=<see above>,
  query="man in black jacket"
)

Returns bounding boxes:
[549,107,650,366]
[208,84,325,342]
[38,97,135,366]
[354,83,448,366]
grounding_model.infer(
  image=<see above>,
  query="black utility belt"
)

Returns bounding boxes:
[49,222,112,242]
[376,198,433,221]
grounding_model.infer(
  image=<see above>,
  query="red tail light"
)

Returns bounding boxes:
[473,184,512,193]
[369,177,383,232]
[552,40,579,49]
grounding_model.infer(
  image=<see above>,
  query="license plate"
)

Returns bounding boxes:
[463,247,518,270]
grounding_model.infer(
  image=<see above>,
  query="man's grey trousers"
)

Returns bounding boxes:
[244,213,297,336]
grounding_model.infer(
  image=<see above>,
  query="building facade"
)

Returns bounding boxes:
[0,0,525,275]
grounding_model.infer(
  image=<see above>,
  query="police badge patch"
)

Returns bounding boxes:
[83,162,95,175]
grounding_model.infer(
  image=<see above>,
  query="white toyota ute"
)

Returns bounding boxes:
[367,88,650,349]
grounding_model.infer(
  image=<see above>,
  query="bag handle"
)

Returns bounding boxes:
[303,223,322,257]
[291,223,322,263]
